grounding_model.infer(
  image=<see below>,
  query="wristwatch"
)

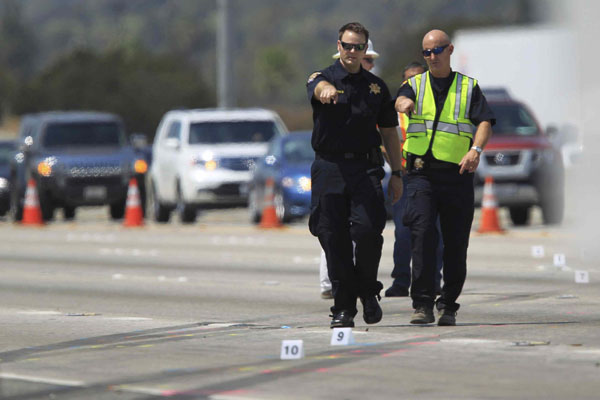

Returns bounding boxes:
[391,170,403,178]
[471,145,483,154]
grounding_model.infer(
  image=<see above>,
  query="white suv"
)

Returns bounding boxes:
[149,108,288,223]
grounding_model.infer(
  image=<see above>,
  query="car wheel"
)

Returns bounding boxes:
[63,206,76,220]
[541,194,564,225]
[274,189,290,223]
[109,201,126,220]
[151,180,171,223]
[248,186,261,224]
[10,182,23,222]
[176,182,196,224]
[509,206,530,226]
[38,191,54,221]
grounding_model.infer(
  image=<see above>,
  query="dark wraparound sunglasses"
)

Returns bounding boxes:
[363,58,374,64]
[422,44,449,57]
[340,41,367,51]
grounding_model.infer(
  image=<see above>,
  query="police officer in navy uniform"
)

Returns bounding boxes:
[395,29,495,326]
[307,22,403,328]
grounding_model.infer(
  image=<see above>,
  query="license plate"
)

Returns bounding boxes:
[83,186,107,200]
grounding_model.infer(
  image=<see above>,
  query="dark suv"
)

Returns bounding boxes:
[10,112,148,221]
[475,89,564,225]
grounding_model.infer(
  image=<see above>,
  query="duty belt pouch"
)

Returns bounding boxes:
[368,147,385,167]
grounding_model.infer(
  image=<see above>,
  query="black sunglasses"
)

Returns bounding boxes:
[363,58,374,64]
[422,44,449,57]
[340,41,367,51]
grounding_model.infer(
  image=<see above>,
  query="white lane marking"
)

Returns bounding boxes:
[104,317,152,321]
[111,385,166,396]
[0,372,85,387]
[112,273,124,280]
[177,277,189,282]
[18,310,62,315]
[440,338,504,345]
[98,248,159,257]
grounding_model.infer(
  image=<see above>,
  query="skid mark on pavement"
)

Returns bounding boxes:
[0,334,442,400]
[0,322,261,363]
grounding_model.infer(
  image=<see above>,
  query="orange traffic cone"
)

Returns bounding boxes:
[22,178,44,225]
[477,176,503,233]
[123,178,144,227]
[259,177,282,228]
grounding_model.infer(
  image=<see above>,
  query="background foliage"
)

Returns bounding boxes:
[0,0,536,135]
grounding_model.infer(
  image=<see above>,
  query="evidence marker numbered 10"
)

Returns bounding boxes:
[280,339,304,360]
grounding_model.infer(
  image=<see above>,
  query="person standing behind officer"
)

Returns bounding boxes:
[395,29,494,326]
[319,39,381,300]
[307,22,403,328]
[385,61,444,298]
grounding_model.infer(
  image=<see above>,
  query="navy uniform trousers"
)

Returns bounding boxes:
[403,169,474,312]
[309,156,387,316]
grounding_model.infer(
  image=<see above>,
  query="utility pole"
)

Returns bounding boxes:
[217,0,234,108]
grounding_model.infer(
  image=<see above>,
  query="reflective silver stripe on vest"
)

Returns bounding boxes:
[436,122,459,135]
[465,77,474,119]
[458,123,474,134]
[454,73,463,120]
[409,76,418,114]
[417,74,426,116]
[406,123,426,133]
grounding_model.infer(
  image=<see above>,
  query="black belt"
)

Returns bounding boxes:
[316,152,369,161]
[405,153,458,171]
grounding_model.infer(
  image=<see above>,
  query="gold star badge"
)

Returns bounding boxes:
[369,83,381,94]
[414,157,424,170]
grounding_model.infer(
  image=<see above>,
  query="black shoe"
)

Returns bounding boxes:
[330,311,355,328]
[385,284,409,297]
[360,294,382,324]
[410,306,435,324]
[437,309,456,326]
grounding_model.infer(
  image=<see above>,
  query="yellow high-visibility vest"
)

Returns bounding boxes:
[404,71,477,164]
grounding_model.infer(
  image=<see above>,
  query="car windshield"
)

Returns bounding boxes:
[0,143,16,163]
[189,121,278,144]
[42,122,124,148]
[489,103,539,136]
[283,136,314,163]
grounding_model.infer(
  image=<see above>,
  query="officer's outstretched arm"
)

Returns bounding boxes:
[314,81,339,104]
[380,126,404,203]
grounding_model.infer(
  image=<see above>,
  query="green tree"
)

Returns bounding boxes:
[13,47,214,137]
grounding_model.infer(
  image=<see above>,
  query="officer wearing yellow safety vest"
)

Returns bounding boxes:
[395,29,495,326]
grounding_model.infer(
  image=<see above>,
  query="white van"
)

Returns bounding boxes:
[149,108,288,223]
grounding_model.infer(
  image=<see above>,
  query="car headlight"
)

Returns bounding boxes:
[281,176,311,192]
[532,149,555,166]
[191,151,218,171]
[134,159,148,174]
[298,176,311,192]
[37,161,53,177]
[0,177,7,189]
[281,177,294,188]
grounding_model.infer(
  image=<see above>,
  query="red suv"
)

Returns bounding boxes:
[475,89,564,225]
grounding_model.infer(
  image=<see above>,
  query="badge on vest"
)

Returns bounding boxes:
[369,83,381,95]
[414,157,424,170]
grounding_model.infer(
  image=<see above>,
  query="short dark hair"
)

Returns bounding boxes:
[403,61,427,79]
[338,22,369,42]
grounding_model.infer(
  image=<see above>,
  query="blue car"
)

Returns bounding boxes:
[248,131,313,223]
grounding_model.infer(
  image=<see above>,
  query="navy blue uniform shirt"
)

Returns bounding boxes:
[307,60,398,154]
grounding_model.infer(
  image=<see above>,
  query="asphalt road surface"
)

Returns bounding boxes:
[0,207,598,399]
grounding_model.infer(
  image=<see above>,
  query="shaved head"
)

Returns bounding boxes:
[422,29,451,47]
